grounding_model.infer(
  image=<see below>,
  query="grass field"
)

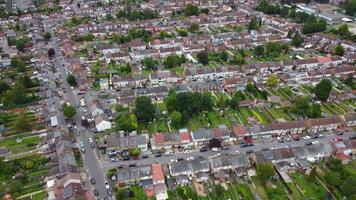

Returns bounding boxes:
[0,136,40,154]
[290,172,328,200]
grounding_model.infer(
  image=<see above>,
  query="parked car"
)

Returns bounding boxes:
[246,150,254,154]
[104,181,110,189]
[200,147,207,152]
[107,188,113,196]
[93,189,99,196]
[90,178,96,185]
[142,155,149,159]
[122,156,130,161]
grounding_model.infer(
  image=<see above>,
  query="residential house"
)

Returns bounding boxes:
[94,114,112,132]
[344,112,356,127]
[191,129,212,146]
[307,116,343,133]
[209,154,249,174]
[212,124,231,142]
[105,132,149,152]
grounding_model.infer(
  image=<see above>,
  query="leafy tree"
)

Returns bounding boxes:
[135,96,155,123]
[129,147,141,157]
[177,28,188,37]
[340,176,356,197]
[307,104,321,118]
[3,83,28,107]
[106,168,117,179]
[325,171,342,188]
[229,91,246,109]
[254,45,264,57]
[176,186,185,198]
[248,17,260,30]
[290,95,311,116]
[0,81,9,94]
[66,74,77,86]
[116,112,137,132]
[131,185,147,200]
[314,79,332,101]
[142,57,156,70]
[44,32,51,41]
[292,32,303,47]
[302,19,327,34]
[11,58,26,72]
[12,114,31,132]
[63,104,76,118]
[197,51,209,65]
[343,75,354,89]
[165,92,213,116]
[214,184,224,196]
[17,75,36,89]
[338,24,350,37]
[208,138,222,148]
[345,0,356,16]
[16,39,27,51]
[266,74,279,87]
[334,45,345,56]
[189,23,199,32]
[281,6,290,17]
[200,8,209,14]
[170,111,182,129]
[164,54,185,69]
[256,162,275,185]
[184,4,200,16]
[233,54,245,65]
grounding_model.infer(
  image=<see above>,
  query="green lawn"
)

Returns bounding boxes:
[0,136,40,154]
[251,176,269,200]
[286,182,303,200]
[290,172,328,200]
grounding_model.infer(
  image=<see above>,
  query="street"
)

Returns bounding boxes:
[43,19,111,200]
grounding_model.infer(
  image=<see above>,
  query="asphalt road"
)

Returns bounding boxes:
[101,131,354,171]
[43,19,111,200]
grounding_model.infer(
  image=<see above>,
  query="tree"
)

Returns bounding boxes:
[214,184,224,196]
[63,105,76,118]
[254,45,264,57]
[44,32,51,41]
[48,48,55,58]
[266,74,279,87]
[307,104,321,118]
[16,39,27,51]
[142,57,156,70]
[229,91,245,109]
[106,168,117,179]
[164,54,184,69]
[17,75,36,89]
[314,79,332,101]
[131,185,147,200]
[135,96,155,123]
[3,83,27,107]
[291,95,311,116]
[197,51,209,65]
[325,171,342,188]
[200,8,209,14]
[338,24,350,37]
[345,0,356,16]
[129,147,141,157]
[256,162,275,185]
[184,4,200,16]
[248,17,259,30]
[170,111,182,129]
[189,23,199,32]
[292,32,303,47]
[334,45,345,56]
[66,74,77,86]
[12,114,31,132]
[343,75,354,89]
[0,80,9,94]
[11,58,26,72]
[176,28,188,37]
[116,113,137,132]
[208,138,222,149]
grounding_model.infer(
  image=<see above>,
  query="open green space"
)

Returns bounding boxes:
[0,136,40,154]
[290,172,328,200]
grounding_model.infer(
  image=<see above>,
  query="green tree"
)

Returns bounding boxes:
[292,32,303,47]
[164,54,184,69]
[177,28,188,37]
[170,111,182,129]
[343,75,354,89]
[106,168,117,179]
[12,113,31,132]
[135,96,155,123]
[16,39,27,51]
[131,185,147,200]
[11,58,26,72]
[0,80,10,94]
[129,147,141,157]
[189,23,199,32]
[254,45,264,57]
[256,162,275,185]
[248,17,259,30]
[214,184,225,196]
[314,79,332,101]
[142,57,156,70]
[115,113,137,132]
[345,0,356,16]
[338,24,350,37]
[197,51,209,65]
[44,32,51,41]
[307,104,321,118]
[63,104,76,118]
[290,95,311,116]
[200,8,209,14]
[266,74,279,87]
[184,4,200,16]
[334,45,345,56]
[66,74,77,86]
[3,82,27,107]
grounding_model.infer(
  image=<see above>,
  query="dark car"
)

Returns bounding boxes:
[246,150,254,154]
[200,147,208,152]
[122,156,130,161]
[222,146,229,150]
[90,178,96,185]
[129,163,137,167]
[262,147,269,151]
[306,142,313,146]
[142,155,149,159]
[93,189,99,196]
[107,188,113,196]
[177,158,184,161]
[155,154,162,157]
[350,134,356,140]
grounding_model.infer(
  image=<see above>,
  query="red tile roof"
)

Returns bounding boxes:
[180,132,191,142]
[152,164,164,182]
[154,133,164,144]
[233,125,246,137]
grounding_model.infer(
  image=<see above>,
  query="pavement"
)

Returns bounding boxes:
[43,18,112,200]
[101,131,354,171]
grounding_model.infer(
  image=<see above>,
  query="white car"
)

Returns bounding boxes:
[104,181,110,189]
[186,157,194,161]
[302,136,311,140]
[89,137,93,143]
[79,141,84,147]
[312,141,319,145]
